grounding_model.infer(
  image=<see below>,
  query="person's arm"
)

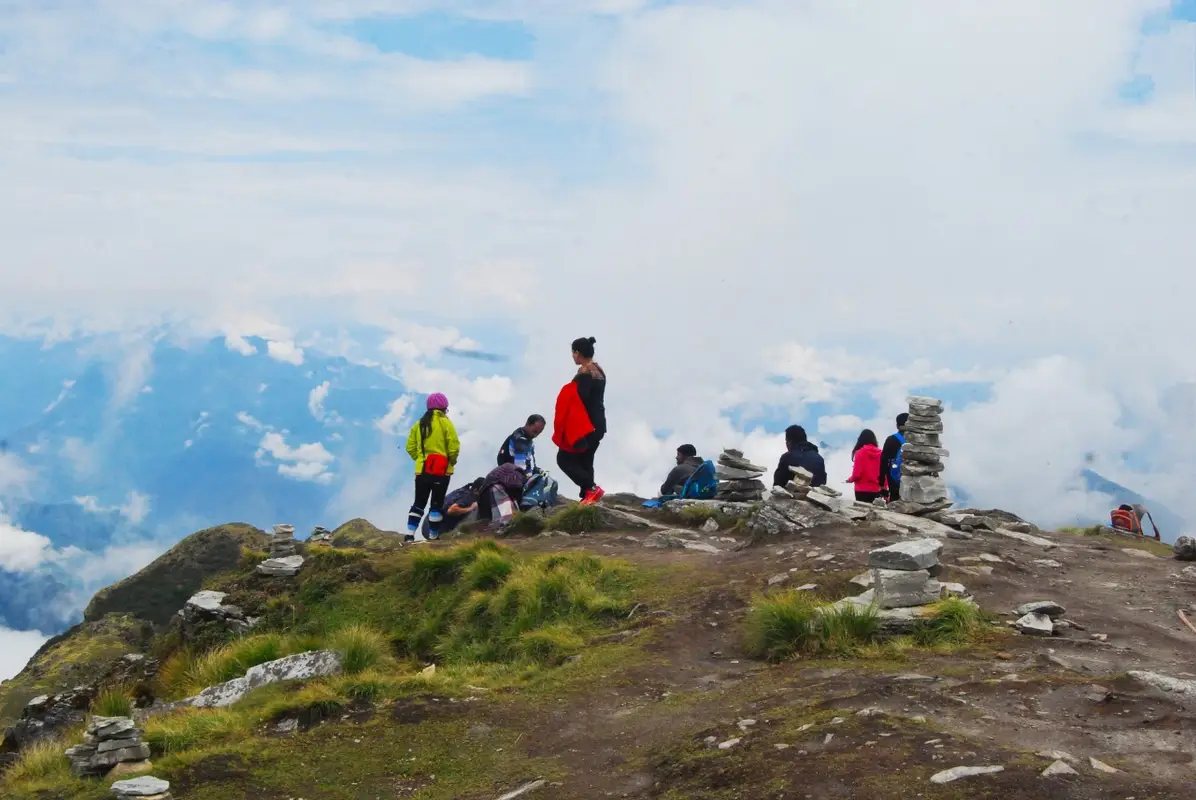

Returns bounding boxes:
[405,425,420,462]
[879,435,899,485]
[773,453,790,487]
[445,417,461,466]
[661,465,684,496]
[847,452,861,483]
[446,502,477,515]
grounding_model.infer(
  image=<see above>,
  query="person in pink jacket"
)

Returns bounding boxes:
[847,429,885,502]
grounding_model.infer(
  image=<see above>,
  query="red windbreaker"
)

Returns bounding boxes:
[552,381,595,453]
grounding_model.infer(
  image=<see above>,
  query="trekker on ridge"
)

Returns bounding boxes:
[404,392,460,542]
[879,413,908,502]
[497,414,545,472]
[772,425,827,488]
[422,477,484,539]
[660,444,703,497]
[846,429,884,503]
[552,336,606,506]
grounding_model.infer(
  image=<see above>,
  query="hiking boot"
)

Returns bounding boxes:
[403,533,417,543]
[580,486,605,506]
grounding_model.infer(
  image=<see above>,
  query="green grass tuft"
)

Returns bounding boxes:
[912,598,988,646]
[546,504,604,533]
[675,505,734,529]
[744,592,881,661]
[0,737,74,787]
[504,511,546,536]
[328,625,392,675]
[143,708,249,755]
[461,549,516,591]
[90,685,134,717]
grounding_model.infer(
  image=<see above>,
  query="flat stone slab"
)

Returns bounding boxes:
[189,650,342,708]
[184,591,228,613]
[1128,671,1196,700]
[1015,612,1054,636]
[256,555,305,577]
[930,765,1004,784]
[111,776,171,797]
[869,539,943,571]
[997,529,1058,548]
[1042,760,1078,777]
[872,569,943,609]
[1016,600,1065,618]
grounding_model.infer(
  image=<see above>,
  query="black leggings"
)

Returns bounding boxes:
[557,438,600,498]
[855,490,883,503]
[409,474,450,534]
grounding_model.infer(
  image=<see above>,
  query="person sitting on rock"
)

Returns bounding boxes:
[773,425,827,488]
[879,413,908,502]
[497,414,546,472]
[660,444,704,497]
[478,462,528,520]
[422,477,484,539]
[846,429,884,503]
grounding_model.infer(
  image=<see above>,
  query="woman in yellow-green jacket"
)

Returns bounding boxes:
[404,392,460,542]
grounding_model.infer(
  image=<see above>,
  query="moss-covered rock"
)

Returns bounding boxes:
[83,523,268,626]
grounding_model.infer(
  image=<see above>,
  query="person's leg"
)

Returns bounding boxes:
[579,438,604,504]
[426,476,450,539]
[408,474,432,539]
[888,479,901,502]
[556,449,588,494]
[855,490,879,503]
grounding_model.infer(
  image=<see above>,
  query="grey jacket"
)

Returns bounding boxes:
[661,455,704,496]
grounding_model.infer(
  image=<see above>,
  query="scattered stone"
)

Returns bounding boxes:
[1015,612,1054,636]
[767,573,790,587]
[110,776,171,798]
[701,518,720,533]
[1175,536,1196,562]
[856,707,883,717]
[795,584,819,592]
[1128,671,1196,699]
[941,582,969,598]
[978,553,1003,563]
[1121,548,1158,560]
[179,590,258,639]
[823,733,834,745]
[849,571,874,588]
[872,568,943,609]
[495,780,548,800]
[869,539,943,571]
[737,719,757,730]
[256,554,305,577]
[189,651,343,708]
[1037,750,1077,763]
[1091,633,1108,642]
[1042,760,1078,777]
[929,765,1004,784]
[773,743,790,750]
[997,529,1058,548]
[718,738,741,750]
[1088,757,1119,774]
[1034,559,1063,569]
[1016,601,1065,619]
[274,718,299,734]
[643,531,722,554]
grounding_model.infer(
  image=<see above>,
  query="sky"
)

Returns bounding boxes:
[4,0,1196,673]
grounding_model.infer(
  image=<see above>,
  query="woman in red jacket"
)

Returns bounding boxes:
[552,336,606,506]
[846,429,884,502]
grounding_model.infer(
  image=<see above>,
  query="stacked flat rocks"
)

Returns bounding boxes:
[868,539,945,609]
[256,523,305,577]
[716,449,767,502]
[111,776,172,799]
[308,526,334,547]
[179,590,257,639]
[899,396,951,508]
[66,716,151,777]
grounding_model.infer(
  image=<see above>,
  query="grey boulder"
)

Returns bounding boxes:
[189,650,343,708]
[1174,536,1196,562]
[868,539,943,571]
[872,569,943,609]
[1015,612,1054,636]
[256,555,305,577]
[1016,601,1065,618]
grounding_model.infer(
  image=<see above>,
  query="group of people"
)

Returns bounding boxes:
[403,336,607,541]
[654,414,912,505]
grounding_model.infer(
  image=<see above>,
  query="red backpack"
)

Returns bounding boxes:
[1109,505,1142,534]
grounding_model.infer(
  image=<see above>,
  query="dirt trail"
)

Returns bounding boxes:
[467,517,1196,799]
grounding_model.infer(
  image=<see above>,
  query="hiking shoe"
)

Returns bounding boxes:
[580,486,605,506]
[403,533,417,543]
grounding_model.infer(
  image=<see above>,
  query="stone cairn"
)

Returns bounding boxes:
[256,524,304,577]
[867,539,946,609]
[899,396,951,510]
[308,526,334,547]
[268,524,297,557]
[715,449,767,502]
[111,776,173,799]
[65,716,151,778]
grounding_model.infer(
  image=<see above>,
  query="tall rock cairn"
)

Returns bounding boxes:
[268,524,297,557]
[65,716,151,777]
[899,395,950,508]
[715,449,767,502]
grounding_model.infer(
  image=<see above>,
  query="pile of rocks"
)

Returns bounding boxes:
[1013,601,1065,636]
[308,526,334,547]
[179,590,257,640]
[65,716,151,778]
[256,523,305,577]
[111,776,172,799]
[899,396,951,509]
[716,449,767,502]
[837,539,969,632]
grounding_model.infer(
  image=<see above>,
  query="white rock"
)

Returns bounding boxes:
[189,650,342,708]
[941,582,969,598]
[1088,757,1119,774]
[1016,601,1065,619]
[869,539,943,571]
[1128,670,1196,699]
[978,553,1004,563]
[1034,559,1063,569]
[1042,760,1078,777]
[496,780,548,800]
[701,518,720,533]
[1037,750,1076,763]
[184,591,229,613]
[256,555,305,577]
[866,509,957,539]
[929,766,1004,784]
[1014,612,1054,636]
[997,529,1058,548]
[900,475,949,505]
[768,573,790,586]
[110,776,171,797]
[1121,548,1158,560]
[718,738,741,750]
[737,719,756,730]
[795,584,819,592]
[872,568,943,609]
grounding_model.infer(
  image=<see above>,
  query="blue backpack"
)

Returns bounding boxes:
[520,470,559,510]
[889,432,905,483]
[680,460,718,500]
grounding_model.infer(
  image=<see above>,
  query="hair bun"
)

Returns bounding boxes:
[587,337,596,345]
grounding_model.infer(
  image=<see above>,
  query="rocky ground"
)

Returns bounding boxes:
[3,499,1195,799]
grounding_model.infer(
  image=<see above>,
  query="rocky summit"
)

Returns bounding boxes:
[2,494,1196,799]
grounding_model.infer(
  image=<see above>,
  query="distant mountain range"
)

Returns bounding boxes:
[1078,469,1185,540]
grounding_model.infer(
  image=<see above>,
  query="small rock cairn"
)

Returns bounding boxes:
[256,523,304,577]
[715,449,767,502]
[65,716,151,778]
[268,524,297,557]
[899,396,951,509]
[111,776,173,799]
[867,539,950,609]
[308,526,334,547]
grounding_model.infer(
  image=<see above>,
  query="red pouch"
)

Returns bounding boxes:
[423,453,450,476]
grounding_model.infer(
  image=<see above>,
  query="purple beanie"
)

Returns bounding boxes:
[426,392,449,411]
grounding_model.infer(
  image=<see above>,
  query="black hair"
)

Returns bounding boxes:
[526,413,546,427]
[896,412,909,429]
[468,477,485,497]
[418,409,436,443]
[677,443,697,458]
[784,424,807,445]
[571,336,596,359]
[852,429,879,456]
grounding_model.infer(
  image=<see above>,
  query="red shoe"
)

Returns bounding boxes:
[580,486,605,506]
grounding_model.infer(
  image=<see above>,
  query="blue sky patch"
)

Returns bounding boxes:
[336,13,536,61]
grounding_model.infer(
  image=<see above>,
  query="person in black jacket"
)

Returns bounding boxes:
[878,413,908,502]
[773,425,827,487]
[660,444,703,496]
[556,336,607,505]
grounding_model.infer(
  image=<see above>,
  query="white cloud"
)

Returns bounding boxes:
[0,451,35,496]
[266,339,305,366]
[43,379,75,413]
[236,411,266,431]
[0,626,49,681]
[225,334,258,356]
[0,521,56,572]
[308,380,330,422]
[375,395,413,437]
[119,491,152,524]
[60,437,100,478]
[256,431,335,483]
